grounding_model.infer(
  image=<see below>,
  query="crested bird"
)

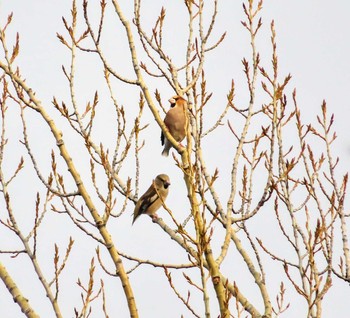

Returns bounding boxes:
[132,174,171,224]
[161,95,187,157]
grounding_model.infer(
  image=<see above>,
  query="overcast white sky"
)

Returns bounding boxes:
[0,1,350,317]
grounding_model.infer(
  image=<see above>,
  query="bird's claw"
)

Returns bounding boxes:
[151,214,159,222]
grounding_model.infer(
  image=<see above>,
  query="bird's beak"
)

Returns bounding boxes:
[165,181,171,187]
[168,97,176,106]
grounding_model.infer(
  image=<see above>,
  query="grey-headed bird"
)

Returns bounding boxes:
[161,96,187,157]
[132,174,171,224]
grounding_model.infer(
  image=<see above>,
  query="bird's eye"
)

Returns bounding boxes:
[164,184,169,189]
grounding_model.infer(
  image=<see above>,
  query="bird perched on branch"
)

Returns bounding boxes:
[161,95,187,157]
[132,174,171,224]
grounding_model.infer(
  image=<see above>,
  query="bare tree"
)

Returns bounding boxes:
[0,1,349,317]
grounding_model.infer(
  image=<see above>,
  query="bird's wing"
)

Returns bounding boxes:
[133,184,159,224]
[138,185,159,215]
